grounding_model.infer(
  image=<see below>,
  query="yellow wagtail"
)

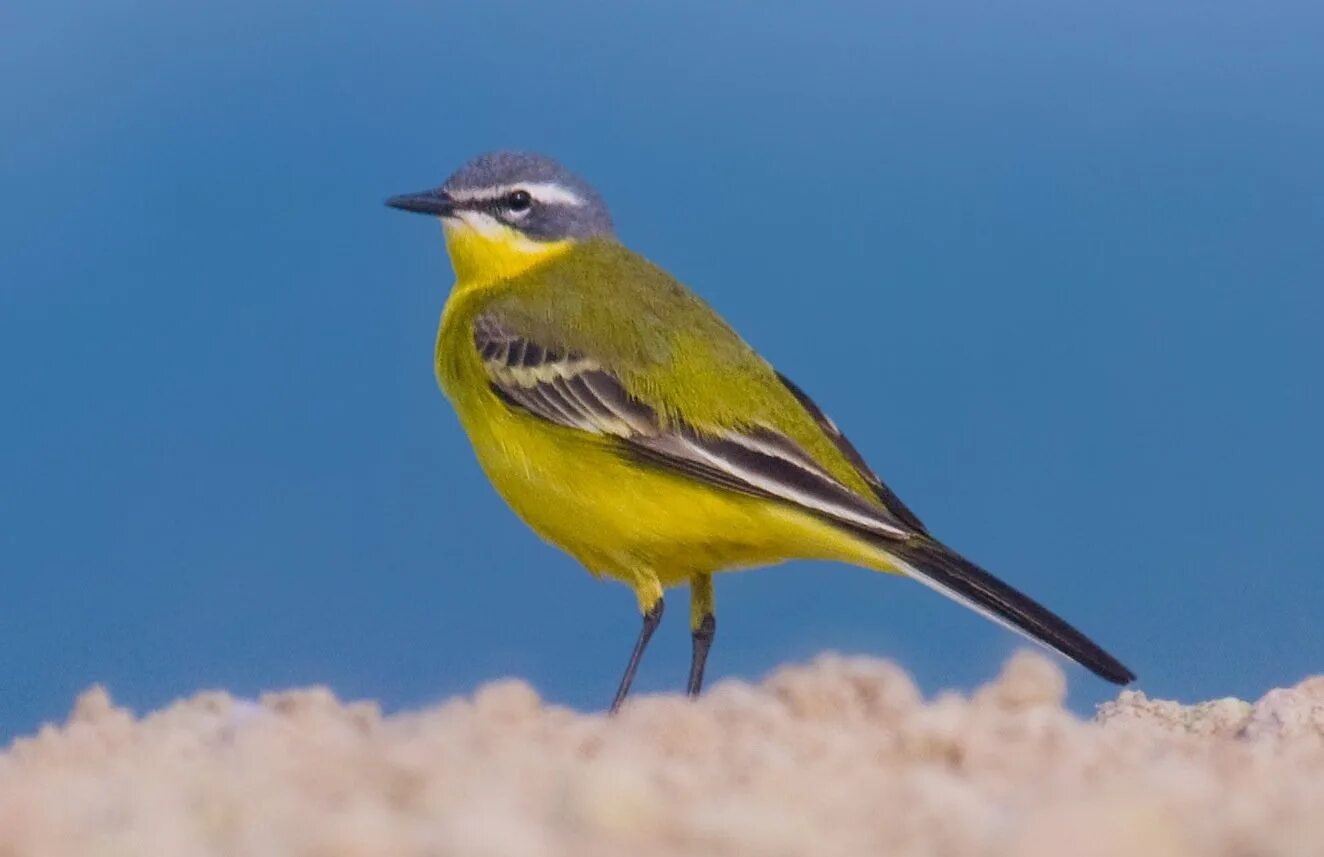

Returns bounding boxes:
[387,151,1134,712]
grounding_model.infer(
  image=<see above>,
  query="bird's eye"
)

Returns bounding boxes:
[507,190,533,213]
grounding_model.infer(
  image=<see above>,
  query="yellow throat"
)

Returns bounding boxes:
[441,215,573,291]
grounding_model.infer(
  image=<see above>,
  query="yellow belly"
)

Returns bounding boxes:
[454,390,888,589]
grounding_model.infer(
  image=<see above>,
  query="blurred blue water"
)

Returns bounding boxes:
[2,0,1321,738]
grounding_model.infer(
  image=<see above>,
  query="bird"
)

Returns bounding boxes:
[386,150,1134,713]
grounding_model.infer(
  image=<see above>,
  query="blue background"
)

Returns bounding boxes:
[3,0,1321,739]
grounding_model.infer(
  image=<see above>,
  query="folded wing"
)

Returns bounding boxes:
[473,312,911,540]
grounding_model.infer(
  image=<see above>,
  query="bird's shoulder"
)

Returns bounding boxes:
[482,240,792,427]
[482,239,743,372]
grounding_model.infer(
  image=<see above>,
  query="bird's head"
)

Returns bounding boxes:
[387,151,614,285]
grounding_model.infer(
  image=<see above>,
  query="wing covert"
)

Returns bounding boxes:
[473,312,913,540]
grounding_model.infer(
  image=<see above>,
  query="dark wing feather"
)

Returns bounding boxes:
[473,313,911,539]
[775,371,928,534]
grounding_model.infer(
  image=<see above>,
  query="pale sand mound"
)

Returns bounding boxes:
[3,653,1323,857]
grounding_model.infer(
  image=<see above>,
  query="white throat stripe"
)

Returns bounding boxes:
[447,212,553,253]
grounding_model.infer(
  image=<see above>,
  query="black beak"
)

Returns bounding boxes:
[385,188,455,217]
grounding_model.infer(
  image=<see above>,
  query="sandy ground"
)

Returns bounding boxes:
[2,653,1322,857]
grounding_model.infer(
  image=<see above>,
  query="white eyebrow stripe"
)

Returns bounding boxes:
[446,182,587,207]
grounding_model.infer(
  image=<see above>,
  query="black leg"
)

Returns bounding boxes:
[609,597,664,714]
[687,612,716,697]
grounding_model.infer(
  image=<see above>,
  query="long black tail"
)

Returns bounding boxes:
[882,536,1135,685]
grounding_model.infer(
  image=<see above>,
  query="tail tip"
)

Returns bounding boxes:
[1093,658,1136,686]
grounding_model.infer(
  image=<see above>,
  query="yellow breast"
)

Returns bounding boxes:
[441,214,573,290]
